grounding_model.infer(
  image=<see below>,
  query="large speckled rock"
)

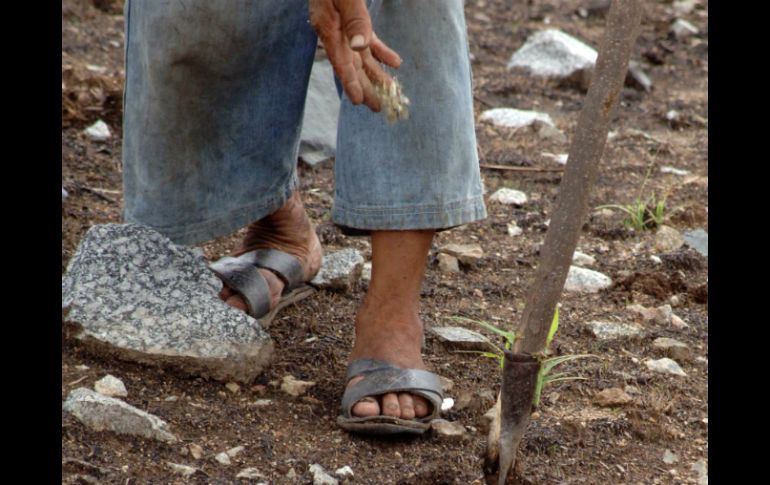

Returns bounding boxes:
[480,108,555,130]
[585,321,643,340]
[63,387,178,443]
[508,29,597,86]
[564,266,612,293]
[62,224,274,383]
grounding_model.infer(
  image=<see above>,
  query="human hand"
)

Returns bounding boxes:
[309,0,402,112]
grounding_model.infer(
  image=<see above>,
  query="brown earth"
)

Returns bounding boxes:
[62,0,708,483]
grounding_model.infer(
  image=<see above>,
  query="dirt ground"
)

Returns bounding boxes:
[62,0,708,483]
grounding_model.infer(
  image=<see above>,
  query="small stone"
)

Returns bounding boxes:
[431,326,490,351]
[572,251,596,267]
[671,19,699,40]
[623,385,640,395]
[683,229,708,257]
[215,452,231,465]
[226,446,245,458]
[167,462,199,477]
[673,0,699,16]
[661,166,691,176]
[439,376,454,393]
[225,382,241,394]
[663,449,679,465]
[63,388,177,443]
[691,460,708,485]
[655,226,685,253]
[645,357,687,377]
[93,374,128,397]
[437,253,460,273]
[650,255,663,264]
[164,395,178,402]
[479,108,555,130]
[439,243,484,264]
[309,464,339,485]
[335,466,354,480]
[62,187,69,201]
[594,388,633,407]
[430,419,467,439]
[441,397,455,412]
[586,321,643,340]
[626,61,653,92]
[671,314,689,329]
[189,444,203,460]
[564,266,612,293]
[507,222,523,237]
[286,468,297,479]
[654,304,674,325]
[541,152,569,165]
[489,188,528,206]
[534,122,568,143]
[361,261,372,282]
[236,467,265,479]
[75,364,90,371]
[84,120,111,141]
[252,399,272,407]
[653,337,692,361]
[670,295,681,306]
[310,248,364,291]
[280,375,316,397]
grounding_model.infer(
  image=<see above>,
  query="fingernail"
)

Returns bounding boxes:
[351,34,365,49]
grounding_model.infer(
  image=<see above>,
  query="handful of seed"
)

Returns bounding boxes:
[375,77,410,124]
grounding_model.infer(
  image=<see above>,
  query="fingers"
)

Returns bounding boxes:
[335,0,372,50]
[370,33,401,69]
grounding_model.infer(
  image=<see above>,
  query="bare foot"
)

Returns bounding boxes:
[218,192,322,311]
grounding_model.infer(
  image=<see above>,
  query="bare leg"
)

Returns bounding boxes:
[348,229,434,419]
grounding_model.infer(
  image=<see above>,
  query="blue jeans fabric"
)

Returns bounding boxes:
[122,0,486,245]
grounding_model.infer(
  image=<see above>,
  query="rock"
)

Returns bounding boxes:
[361,261,372,282]
[215,452,231,465]
[671,314,689,329]
[439,243,484,264]
[594,388,633,407]
[507,222,523,237]
[671,19,699,40]
[645,357,687,377]
[189,444,203,460]
[489,188,528,206]
[628,303,663,323]
[660,166,690,176]
[441,397,455,412]
[655,225,685,253]
[541,152,569,165]
[683,229,708,257]
[653,337,691,361]
[534,121,568,143]
[650,255,662,264]
[479,107,555,130]
[299,59,340,165]
[63,387,178,443]
[252,399,272,407]
[84,120,111,141]
[225,382,241,394]
[335,466,354,480]
[625,61,653,92]
[309,464,339,485]
[431,326,490,351]
[691,460,708,484]
[585,321,643,340]
[280,375,316,397]
[226,446,244,458]
[62,187,69,201]
[286,468,297,480]
[439,376,454,393]
[564,266,612,293]
[167,462,199,477]
[62,224,274,383]
[673,0,699,16]
[437,253,460,273]
[508,29,597,87]
[93,374,128,397]
[430,419,467,439]
[310,248,364,291]
[572,251,596,267]
[237,467,265,479]
[663,449,679,465]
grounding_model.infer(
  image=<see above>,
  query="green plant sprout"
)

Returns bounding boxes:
[596,163,669,231]
[451,306,596,409]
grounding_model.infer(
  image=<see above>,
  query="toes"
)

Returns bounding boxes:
[412,395,430,418]
[225,294,249,312]
[351,397,380,417]
[397,393,415,420]
[381,393,401,417]
[219,286,234,300]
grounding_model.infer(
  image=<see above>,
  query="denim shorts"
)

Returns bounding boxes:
[122,0,487,245]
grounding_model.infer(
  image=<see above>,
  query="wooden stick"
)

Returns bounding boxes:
[480,163,564,173]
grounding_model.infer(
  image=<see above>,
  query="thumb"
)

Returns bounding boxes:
[336,0,372,50]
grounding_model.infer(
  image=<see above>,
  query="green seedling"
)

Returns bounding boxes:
[597,192,666,231]
[453,307,596,409]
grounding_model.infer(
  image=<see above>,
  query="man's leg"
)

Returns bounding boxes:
[334,0,486,419]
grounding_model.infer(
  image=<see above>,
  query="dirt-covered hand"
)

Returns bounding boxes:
[309,0,401,112]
